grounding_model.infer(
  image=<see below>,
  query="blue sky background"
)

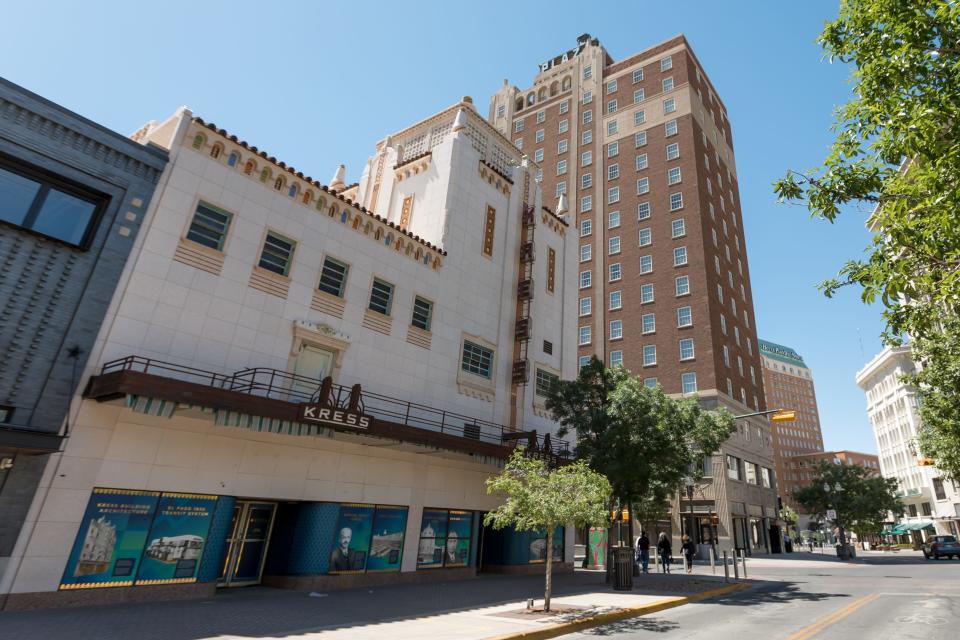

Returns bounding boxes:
[1,1,885,452]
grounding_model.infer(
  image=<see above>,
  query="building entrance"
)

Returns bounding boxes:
[219,501,276,586]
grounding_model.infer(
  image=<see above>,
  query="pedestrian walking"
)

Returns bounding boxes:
[636,532,650,574]
[681,535,696,574]
[657,532,672,573]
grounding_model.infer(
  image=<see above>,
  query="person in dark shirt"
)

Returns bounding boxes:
[681,535,696,573]
[636,532,651,574]
[657,533,672,573]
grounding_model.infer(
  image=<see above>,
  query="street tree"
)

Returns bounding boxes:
[484,450,611,612]
[545,357,735,543]
[779,505,799,539]
[793,461,903,548]
[773,0,960,479]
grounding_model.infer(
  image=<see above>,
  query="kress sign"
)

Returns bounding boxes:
[300,404,372,429]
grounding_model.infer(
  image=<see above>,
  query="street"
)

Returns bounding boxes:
[563,550,960,639]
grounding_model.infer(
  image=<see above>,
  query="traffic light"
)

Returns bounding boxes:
[918,457,936,466]
[771,410,796,423]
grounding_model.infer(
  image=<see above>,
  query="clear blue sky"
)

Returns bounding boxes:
[2,1,885,453]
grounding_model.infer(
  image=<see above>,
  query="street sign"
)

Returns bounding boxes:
[826,509,837,520]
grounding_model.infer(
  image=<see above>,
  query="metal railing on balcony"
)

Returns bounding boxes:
[98,356,572,459]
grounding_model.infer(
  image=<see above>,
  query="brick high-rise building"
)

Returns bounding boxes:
[489,34,777,555]
[758,339,825,526]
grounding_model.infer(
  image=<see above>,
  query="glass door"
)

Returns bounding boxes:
[219,502,276,587]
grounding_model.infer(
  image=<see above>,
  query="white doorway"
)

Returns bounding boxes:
[292,344,336,398]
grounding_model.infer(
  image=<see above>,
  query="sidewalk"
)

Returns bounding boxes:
[0,569,750,640]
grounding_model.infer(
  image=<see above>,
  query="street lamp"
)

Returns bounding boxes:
[823,482,849,560]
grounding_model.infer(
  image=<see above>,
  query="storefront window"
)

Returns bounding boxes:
[417,509,473,568]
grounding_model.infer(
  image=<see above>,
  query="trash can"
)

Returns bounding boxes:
[611,546,634,591]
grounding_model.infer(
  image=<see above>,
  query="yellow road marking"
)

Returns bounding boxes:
[784,593,880,640]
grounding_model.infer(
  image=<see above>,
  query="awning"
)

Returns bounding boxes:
[906,522,935,531]
[886,525,908,535]
[886,522,934,535]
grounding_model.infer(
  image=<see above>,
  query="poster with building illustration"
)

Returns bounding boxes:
[366,505,408,572]
[416,509,450,567]
[135,493,218,585]
[328,503,374,574]
[60,489,161,589]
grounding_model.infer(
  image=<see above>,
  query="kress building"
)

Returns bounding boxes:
[0,99,580,609]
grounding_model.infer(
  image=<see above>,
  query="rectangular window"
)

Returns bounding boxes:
[411,296,433,330]
[461,341,493,378]
[679,338,695,360]
[580,243,591,262]
[682,372,697,394]
[186,201,233,251]
[318,256,350,298]
[609,291,622,310]
[633,88,645,103]
[666,143,679,161]
[663,99,676,115]
[580,219,592,236]
[642,313,655,334]
[560,99,569,114]
[665,119,678,136]
[723,345,730,366]
[536,110,545,124]
[608,236,621,255]
[578,356,590,372]
[581,151,593,166]
[637,202,651,220]
[673,246,688,266]
[637,177,649,194]
[535,368,559,397]
[669,192,684,211]
[638,227,651,246]
[667,167,682,185]
[559,119,569,134]
[633,110,646,126]
[640,255,653,274]
[745,462,758,485]
[607,141,620,158]
[579,325,592,345]
[610,351,623,367]
[606,79,617,94]
[643,344,657,366]
[720,314,727,334]
[607,186,620,204]
[557,160,567,175]
[583,110,593,124]
[259,231,296,276]
[761,468,771,488]
[677,306,692,327]
[368,278,395,315]
[644,377,658,388]
[632,68,644,83]
[515,120,524,133]
[635,154,648,170]
[584,65,593,79]
[609,263,622,282]
[641,283,654,303]
[534,149,544,163]
[610,319,623,340]
[671,218,686,238]
[660,56,673,71]
[497,104,505,118]
[580,270,592,288]
[581,173,592,189]
[608,164,620,180]
[662,77,674,92]
[582,129,593,145]
[558,139,568,154]
[580,195,592,212]
[635,131,647,147]
[583,89,593,104]
[726,455,741,481]
[535,129,544,143]
[556,181,567,197]
[483,205,496,256]
[579,296,592,316]
[607,99,617,114]
[675,275,690,296]
[607,120,619,135]
[608,210,620,228]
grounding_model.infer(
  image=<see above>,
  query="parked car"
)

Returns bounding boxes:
[922,535,960,560]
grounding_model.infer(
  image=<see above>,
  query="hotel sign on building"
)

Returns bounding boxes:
[537,34,594,72]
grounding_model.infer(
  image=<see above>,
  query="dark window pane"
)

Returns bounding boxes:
[461,342,493,378]
[412,296,432,330]
[0,167,41,227]
[369,279,393,315]
[187,203,231,250]
[31,189,97,245]
[259,233,294,275]
[318,258,348,297]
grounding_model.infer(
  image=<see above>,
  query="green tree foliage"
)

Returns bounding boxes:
[793,461,903,543]
[779,505,799,537]
[545,357,735,532]
[773,0,960,479]
[485,451,611,611]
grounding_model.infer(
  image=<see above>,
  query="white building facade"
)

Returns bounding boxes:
[856,345,960,540]
[0,99,580,610]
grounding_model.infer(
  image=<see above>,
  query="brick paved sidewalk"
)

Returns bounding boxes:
[0,569,739,640]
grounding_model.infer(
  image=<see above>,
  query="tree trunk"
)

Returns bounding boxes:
[545,528,554,612]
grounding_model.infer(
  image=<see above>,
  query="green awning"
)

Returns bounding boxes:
[886,525,908,535]
[907,522,935,531]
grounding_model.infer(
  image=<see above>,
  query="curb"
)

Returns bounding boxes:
[484,582,752,640]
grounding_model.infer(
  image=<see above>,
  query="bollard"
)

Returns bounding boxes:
[723,550,729,582]
[733,550,740,580]
[740,550,748,578]
[710,547,716,575]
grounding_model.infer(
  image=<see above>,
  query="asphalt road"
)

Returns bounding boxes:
[563,550,960,639]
